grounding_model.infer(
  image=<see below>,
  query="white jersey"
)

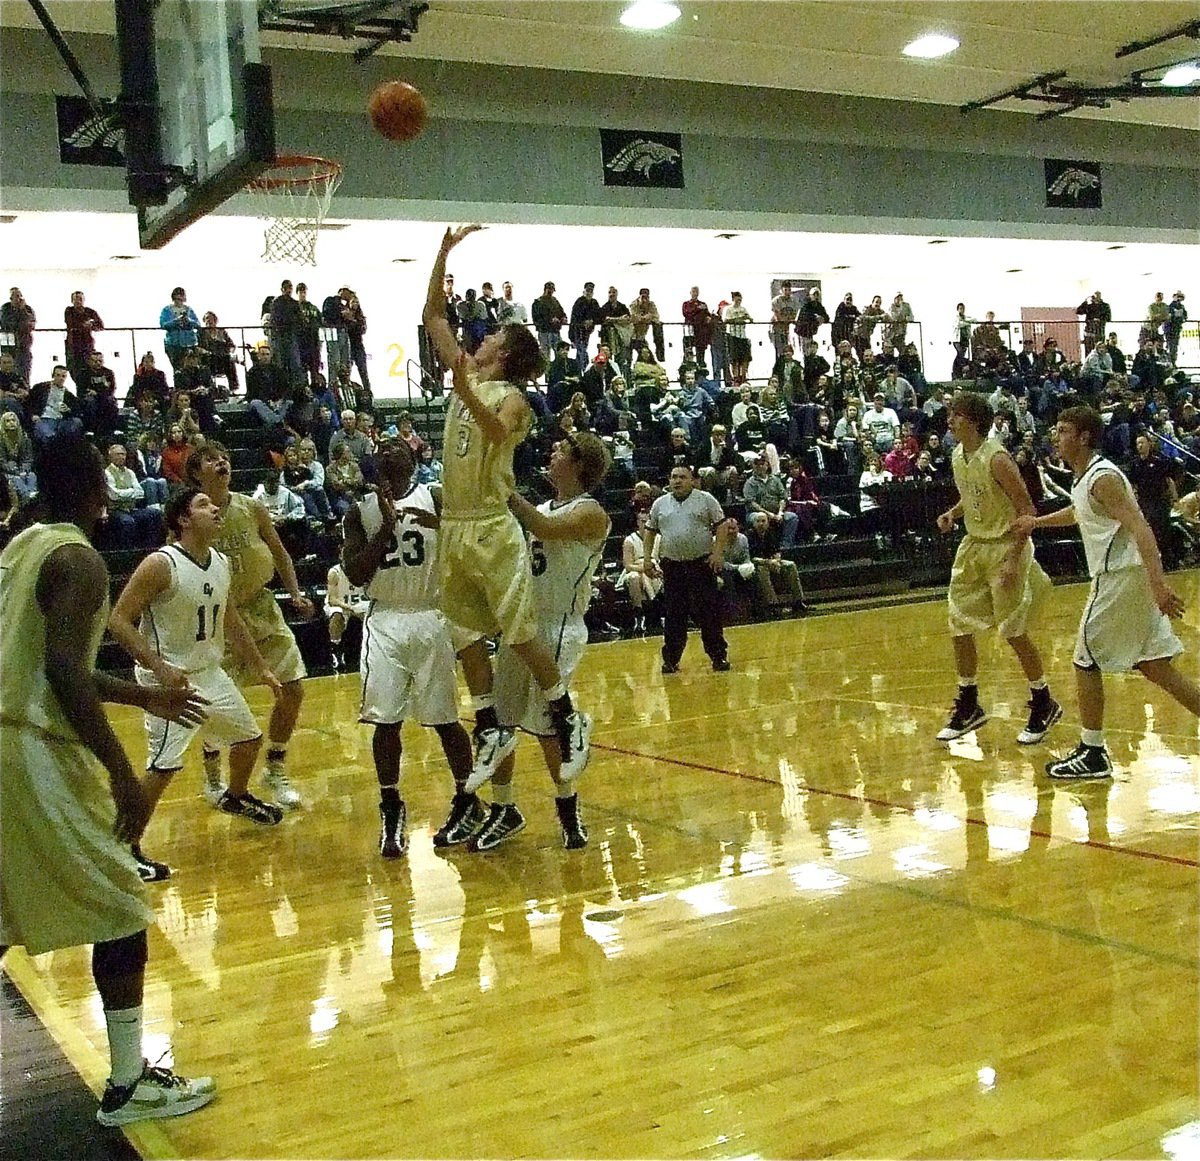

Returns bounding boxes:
[138,544,232,674]
[358,485,440,611]
[529,495,609,631]
[1071,455,1142,576]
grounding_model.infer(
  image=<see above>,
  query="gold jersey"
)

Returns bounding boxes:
[441,376,531,520]
[213,491,276,607]
[0,523,108,742]
[951,437,1015,541]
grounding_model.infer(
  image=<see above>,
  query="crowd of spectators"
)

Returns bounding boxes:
[1,276,1196,599]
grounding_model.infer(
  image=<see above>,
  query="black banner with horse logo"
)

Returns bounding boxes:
[600,129,684,189]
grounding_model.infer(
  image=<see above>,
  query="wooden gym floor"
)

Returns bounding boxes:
[3,571,1197,1160]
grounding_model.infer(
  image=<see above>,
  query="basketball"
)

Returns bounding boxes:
[367,80,428,142]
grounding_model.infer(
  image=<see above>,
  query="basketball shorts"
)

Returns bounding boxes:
[947,535,1049,639]
[438,513,538,646]
[136,664,262,772]
[1073,566,1183,673]
[226,587,307,686]
[494,618,587,737]
[359,607,461,726]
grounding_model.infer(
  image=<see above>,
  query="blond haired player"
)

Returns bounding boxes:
[422,224,590,788]
[935,392,1061,745]
[1014,406,1198,778]
[185,442,314,809]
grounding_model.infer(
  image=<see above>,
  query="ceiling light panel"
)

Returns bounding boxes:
[903,34,960,60]
[620,2,681,32]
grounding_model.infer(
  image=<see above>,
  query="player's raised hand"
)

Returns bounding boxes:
[442,224,484,251]
[142,684,210,728]
[450,350,471,396]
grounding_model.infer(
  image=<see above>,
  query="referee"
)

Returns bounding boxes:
[644,464,732,673]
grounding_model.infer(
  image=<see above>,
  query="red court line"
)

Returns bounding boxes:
[596,741,1200,870]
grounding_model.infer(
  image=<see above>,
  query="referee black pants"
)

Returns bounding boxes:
[661,556,727,667]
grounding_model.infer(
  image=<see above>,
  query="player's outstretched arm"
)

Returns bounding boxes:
[109,552,189,686]
[1013,504,1078,537]
[252,498,314,617]
[508,491,610,543]
[341,501,391,587]
[422,225,483,371]
[450,350,530,447]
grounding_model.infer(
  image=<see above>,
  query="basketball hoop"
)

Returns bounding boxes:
[245,154,343,265]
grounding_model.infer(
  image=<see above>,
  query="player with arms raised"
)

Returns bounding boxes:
[467,432,612,850]
[341,440,477,856]
[422,224,591,789]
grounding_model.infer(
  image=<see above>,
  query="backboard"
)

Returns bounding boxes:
[116,0,275,249]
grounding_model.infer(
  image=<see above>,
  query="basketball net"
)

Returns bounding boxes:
[245,155,343,265]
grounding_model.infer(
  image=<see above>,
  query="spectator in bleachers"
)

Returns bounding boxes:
[854,294,885,360]
[282,444,334,524]
[127,351,169,410]
[132,433,169,507]
[719,516,758,595]
[321,287,352,380]
[735,404,777,469]
[771,344,805,404]
[252,468,309,559]
[62,290,102,389]
[269,280,304,383]
[883,423,919,479]
[629,288,663,362]
[160,423,193,487]
[1132,337,1165,396]
[1037,336,1065,375]
[0,411,37,504]
[786,458,833,541]
[607,422,635,486]
[1165,292,1187,366]
[326,441,366,516]
[884,292,914,359]
[729,383,756,430]
[545,340,577,404]
[810,410,844,475]
[344,291,371,399]
[456,288,488,354]
[898,342,927,396]
[124,390,165,448]
[307,371,338,424]
[532,281,568,359]
[1079,340,1113,393]
[415,442,443,486]
[696,424,741,501]
[165,390,201,443]
[570,282,603,372]
[757,382,790,450]
[174,348,218,434]
[770,282,800,358]
[803,340,830,398]
[863,392,900,452]
[308,404,335,460]
[858,449,892,532]
[743,453,798,549]
[656,427,694,480]
[682,287,714,370]
[971,311,1003,363]
[104,443,164,548]
[620,510,662,632]
[834,401,864,469]
[1037,364,1071,422]
[295,284,322,386]
[795,289,829,344]
[497,281,527,327]
[0,287,36,388]
[723,292,753,385]
[246,343,290,425]
[200,311,239,392]
[79,350,120,446]
[832,293,860,349]
[594,376,636,436]
[745,512,806,614]
[159,286,200,373]
[0,352,30,426]
[579,348,616,407]
[598,287,633,377]
[924,431,951,477]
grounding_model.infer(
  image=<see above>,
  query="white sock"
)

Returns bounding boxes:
[1081,729,1105,748]
[104,1006,144,1087]
[958,677,977,690]
[545,681,567,702]
[1029,678,1047,691]
[492,783,514,805]
[470,694,494,712]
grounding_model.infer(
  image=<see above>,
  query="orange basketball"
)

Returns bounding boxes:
[368,80,428,143]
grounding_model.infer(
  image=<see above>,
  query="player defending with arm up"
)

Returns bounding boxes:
[464,433,612,851]
[341,441,476,858]
[422,225,591,789]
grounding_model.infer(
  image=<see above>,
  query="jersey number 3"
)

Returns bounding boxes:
[381,528,426,569]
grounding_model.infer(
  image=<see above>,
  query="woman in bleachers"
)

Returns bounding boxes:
[123,391,165,449]
[811,410,845,475]
[326,440,366,517]
[282,443,334,524]
[858,448,892,533]
[0,411,37,504]
[133,432,170,506]
[127,351,170,410]
[165,390,202,442]
[834,401,865,476]
[787,458,832,542]
[160,422,193,486]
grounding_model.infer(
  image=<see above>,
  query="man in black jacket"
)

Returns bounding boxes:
[569,282,603,373]
[531,282,567,360]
